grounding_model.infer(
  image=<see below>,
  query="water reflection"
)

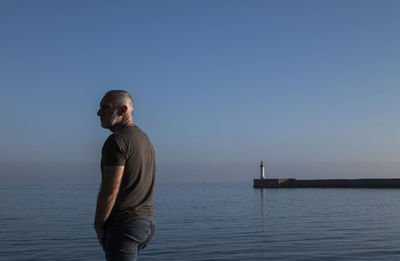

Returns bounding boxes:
[260,188,267,233]
[260,188,265,218]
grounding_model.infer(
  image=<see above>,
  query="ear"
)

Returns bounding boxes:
[119,105,128,115]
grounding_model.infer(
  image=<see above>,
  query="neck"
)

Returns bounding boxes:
[110,117,134,133]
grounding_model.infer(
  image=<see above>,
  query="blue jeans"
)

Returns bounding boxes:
[104,217,156,261]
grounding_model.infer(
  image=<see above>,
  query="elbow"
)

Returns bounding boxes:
[98,189,119,202]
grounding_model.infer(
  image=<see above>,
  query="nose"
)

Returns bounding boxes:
[97,108,102,116]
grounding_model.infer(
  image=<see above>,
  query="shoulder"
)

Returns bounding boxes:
[106,132,124,143]
[131,125,151,139]
[118,125,149,140]
[104,132,127,149]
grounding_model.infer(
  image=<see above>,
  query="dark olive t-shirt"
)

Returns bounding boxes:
[101,124,155,226]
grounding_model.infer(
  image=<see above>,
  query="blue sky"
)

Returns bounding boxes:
[1,0,400,184]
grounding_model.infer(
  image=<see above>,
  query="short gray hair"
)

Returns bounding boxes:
[104,90,134,115]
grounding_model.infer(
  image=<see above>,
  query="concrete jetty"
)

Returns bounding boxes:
[253,178,400,188]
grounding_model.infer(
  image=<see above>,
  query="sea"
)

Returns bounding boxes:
[1,182,400,261]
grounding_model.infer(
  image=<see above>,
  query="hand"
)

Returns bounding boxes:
[94,223,105,251]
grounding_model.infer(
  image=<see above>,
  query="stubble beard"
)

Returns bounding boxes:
[101,111,120,129]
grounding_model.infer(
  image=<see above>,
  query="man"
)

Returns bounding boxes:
[95,90,156,261]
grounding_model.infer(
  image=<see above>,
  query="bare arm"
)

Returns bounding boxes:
[94,166,124,248]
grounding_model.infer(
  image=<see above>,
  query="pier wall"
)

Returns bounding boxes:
[253,178,400,188]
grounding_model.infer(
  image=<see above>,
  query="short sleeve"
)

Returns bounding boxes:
[102,134,126,166]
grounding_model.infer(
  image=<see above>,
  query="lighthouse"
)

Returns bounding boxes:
[260,161,265,179]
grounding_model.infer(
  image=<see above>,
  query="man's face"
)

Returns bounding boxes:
[97,96,120,129]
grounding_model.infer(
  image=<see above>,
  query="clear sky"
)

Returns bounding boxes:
[1,0,400,184]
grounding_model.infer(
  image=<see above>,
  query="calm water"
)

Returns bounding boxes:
[1,182,400,260]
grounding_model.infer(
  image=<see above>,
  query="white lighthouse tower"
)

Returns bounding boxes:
[260,160,265,179]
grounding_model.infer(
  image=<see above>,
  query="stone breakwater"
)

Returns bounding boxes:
[253,178,400,188]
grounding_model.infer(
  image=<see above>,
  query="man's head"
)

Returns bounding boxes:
[97,90,134,130]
